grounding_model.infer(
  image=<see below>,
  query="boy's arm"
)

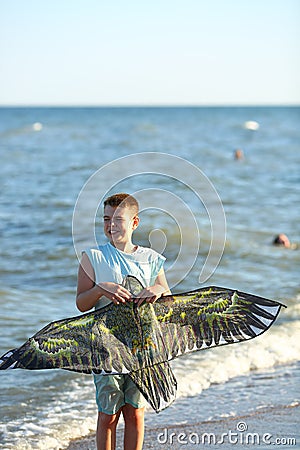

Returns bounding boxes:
[135,268,171,306]
[155,268,171,296]
[76,253,131,312]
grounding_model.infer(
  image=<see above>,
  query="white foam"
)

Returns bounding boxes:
[1,376,97,450]
[32,122,43,131]
[173,320,300,398]
[244,120,259,130]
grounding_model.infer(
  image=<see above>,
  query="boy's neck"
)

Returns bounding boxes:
[110,241,138,254]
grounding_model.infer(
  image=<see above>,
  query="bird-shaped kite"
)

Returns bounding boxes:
[0,276,284,412]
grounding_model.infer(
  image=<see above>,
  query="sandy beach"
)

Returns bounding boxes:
[66,403,299,449]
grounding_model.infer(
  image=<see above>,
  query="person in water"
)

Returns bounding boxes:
[234,148,244,160]
[76,192,170,450]
[272,233,297,249]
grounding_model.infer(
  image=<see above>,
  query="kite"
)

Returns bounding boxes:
[0,276,285,412]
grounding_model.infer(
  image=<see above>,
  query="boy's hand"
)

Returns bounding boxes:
[134,285,166,307]
[98,282,131,305]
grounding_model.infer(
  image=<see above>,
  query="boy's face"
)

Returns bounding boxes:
[103,205,139,246]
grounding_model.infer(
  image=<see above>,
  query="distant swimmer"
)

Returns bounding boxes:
[272,234,297,249]
[234,149,244,160]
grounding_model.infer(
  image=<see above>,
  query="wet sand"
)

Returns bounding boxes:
[66,403,299,449]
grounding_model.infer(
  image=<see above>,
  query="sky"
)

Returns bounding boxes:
[0,0,299,106]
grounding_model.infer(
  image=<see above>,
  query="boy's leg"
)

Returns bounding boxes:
[96,410,121,450]
[122,404,145,450]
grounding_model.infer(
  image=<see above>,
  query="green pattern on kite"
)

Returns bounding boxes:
[0,276,285,412]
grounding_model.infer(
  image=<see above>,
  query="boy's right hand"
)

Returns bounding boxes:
[98,282,132,305]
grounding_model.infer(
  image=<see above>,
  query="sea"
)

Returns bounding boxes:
[0,106,299,449]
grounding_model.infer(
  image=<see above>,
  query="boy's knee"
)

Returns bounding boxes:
[122,404,145,425]
[98,411,119,429]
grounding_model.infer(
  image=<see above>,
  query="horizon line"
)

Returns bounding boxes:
[0,103,299,108]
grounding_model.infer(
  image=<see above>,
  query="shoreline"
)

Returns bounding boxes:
[66,403,299,449]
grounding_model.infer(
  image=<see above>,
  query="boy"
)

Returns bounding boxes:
[76,193,170,450]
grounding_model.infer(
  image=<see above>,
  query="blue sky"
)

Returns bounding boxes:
[0,0,299,105]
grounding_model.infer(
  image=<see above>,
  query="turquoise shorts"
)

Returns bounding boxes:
[93,373,147,415]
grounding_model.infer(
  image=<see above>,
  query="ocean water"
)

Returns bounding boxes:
[0,106,299,449]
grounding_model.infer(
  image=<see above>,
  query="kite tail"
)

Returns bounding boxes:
[129,361,177,413]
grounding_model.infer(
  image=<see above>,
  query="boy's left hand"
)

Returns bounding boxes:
[134,285,166,307]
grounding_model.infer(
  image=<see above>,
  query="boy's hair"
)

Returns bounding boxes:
[103,193,139,215]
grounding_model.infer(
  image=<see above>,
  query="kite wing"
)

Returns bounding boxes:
[0,300,159,374]
[153,284,285,359]
[0,276,285,412]
[0,276,177,412]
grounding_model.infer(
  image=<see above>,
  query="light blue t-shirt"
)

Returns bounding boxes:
[84,243,166,309]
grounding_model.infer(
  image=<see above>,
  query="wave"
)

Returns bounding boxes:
[173,320,300,398]
[0,375,97,450]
